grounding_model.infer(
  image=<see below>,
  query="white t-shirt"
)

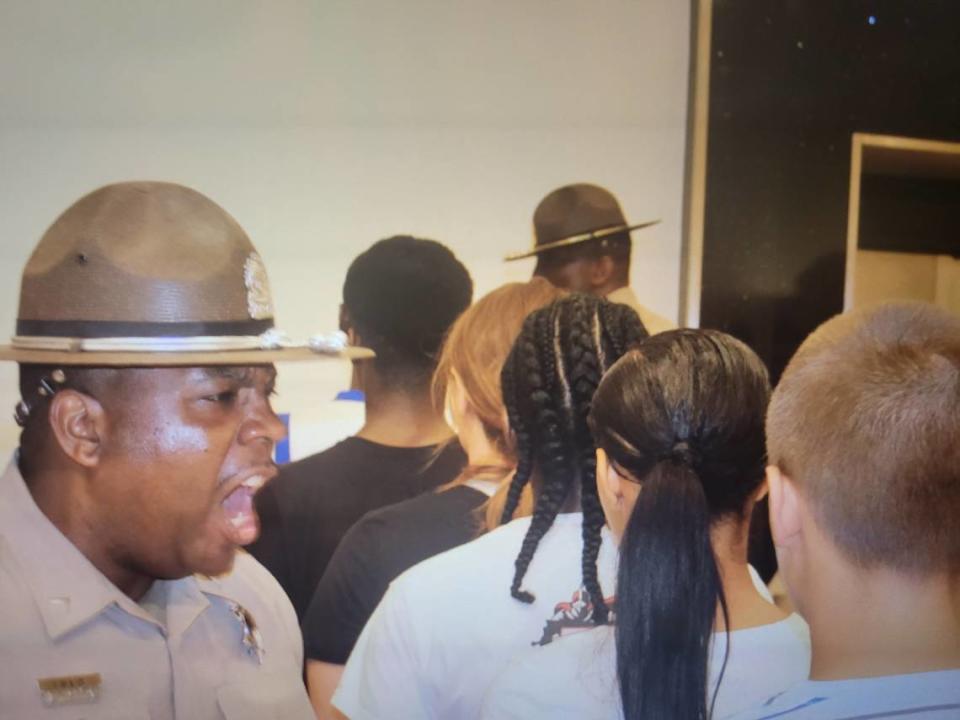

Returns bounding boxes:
[726,670,960,719]
[481,614,810,719]
[334,511,775,720]
[333,513,619,720]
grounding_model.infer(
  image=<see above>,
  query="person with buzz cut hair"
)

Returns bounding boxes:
[249,235,472,620]
[728,301,960,720]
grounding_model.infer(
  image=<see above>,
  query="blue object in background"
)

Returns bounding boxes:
[275,412,291,465]
[335,389,365,402]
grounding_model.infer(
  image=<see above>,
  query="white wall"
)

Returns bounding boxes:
[0,0,690,458]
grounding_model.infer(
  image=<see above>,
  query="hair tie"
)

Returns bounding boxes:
[664,439,698,466]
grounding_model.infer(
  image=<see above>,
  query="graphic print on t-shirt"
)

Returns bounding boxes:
[533,586,615,646]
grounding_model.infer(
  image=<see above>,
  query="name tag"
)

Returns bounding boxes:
[37,673,102,707]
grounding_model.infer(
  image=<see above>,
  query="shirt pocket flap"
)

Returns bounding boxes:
[217,673,313,720]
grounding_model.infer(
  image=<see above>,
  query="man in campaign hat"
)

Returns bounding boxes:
[0,181,368,717]
[506,183,674,334]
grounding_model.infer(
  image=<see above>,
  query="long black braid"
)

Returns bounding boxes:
[567,298,610,623]
[500,294,648,616]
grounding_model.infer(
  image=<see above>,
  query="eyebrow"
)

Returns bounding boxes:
[199,366,277,386]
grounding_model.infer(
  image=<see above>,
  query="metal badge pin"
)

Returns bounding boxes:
[230,602,265,665]
[14,400,31,427]
[14,369,68,427]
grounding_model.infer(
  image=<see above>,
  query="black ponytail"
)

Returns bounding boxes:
[589,330,771,720]
[615,459,729,720]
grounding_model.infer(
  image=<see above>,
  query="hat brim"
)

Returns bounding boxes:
[0,344,375,366]
[504,219,661,262]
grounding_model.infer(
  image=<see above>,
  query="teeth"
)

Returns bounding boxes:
[241,475,265,490]
[229,515,246,527]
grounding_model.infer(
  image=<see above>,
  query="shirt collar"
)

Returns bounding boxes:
[0,456,220,640]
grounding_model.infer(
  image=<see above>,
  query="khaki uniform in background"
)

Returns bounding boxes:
[607,286,677,335]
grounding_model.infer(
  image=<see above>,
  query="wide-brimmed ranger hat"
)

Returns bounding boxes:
[0,181,372,366]
[505,183,660,261]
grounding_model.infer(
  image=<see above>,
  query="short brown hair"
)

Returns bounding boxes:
[766,301,960,572]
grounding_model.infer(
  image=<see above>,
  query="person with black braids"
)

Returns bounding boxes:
[332,294,646,720]
[482,330,810,720]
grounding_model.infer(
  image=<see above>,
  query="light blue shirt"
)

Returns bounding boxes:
[727,670,960,720]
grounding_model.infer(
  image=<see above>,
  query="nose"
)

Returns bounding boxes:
[239,394,287,448]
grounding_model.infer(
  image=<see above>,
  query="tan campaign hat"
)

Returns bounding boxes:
[0,181,372,366]
[505,183,660,261]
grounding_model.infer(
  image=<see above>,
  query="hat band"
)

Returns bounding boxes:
[533,223,633,254]
[11,331,291,353]
[504,219,661,262]
[12,318,280,354]
[16,318,273,339]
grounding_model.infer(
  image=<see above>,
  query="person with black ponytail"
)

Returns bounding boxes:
[332,295,646,720]
[483,330,810,719]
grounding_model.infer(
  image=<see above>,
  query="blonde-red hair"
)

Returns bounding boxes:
[432,277,566,530]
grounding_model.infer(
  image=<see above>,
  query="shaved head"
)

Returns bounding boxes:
[766,302,960,572]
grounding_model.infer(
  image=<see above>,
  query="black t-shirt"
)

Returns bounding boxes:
[248,437,466,620]
[302,484,488,664]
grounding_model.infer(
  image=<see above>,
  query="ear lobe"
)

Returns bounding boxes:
[48,391,106,468]
[766,464,802,549]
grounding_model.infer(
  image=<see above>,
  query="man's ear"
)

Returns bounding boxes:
[338,304,356,342]
[751,477,769,504]
[766,464,802,549]
[588,254,616,290]
[48,390,106,468]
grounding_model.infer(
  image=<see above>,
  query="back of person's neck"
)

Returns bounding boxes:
[455,410,509,470]
[712,519,788,632]
[805,563,960,680]
[358,383,452,448]
[529,472,582,513]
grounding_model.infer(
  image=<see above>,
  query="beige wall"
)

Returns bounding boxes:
[854,250,960,316]
[0,1,691,458]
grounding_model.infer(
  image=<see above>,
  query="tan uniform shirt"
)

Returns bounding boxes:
[0,457,313,720]
[606,286,677,335]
